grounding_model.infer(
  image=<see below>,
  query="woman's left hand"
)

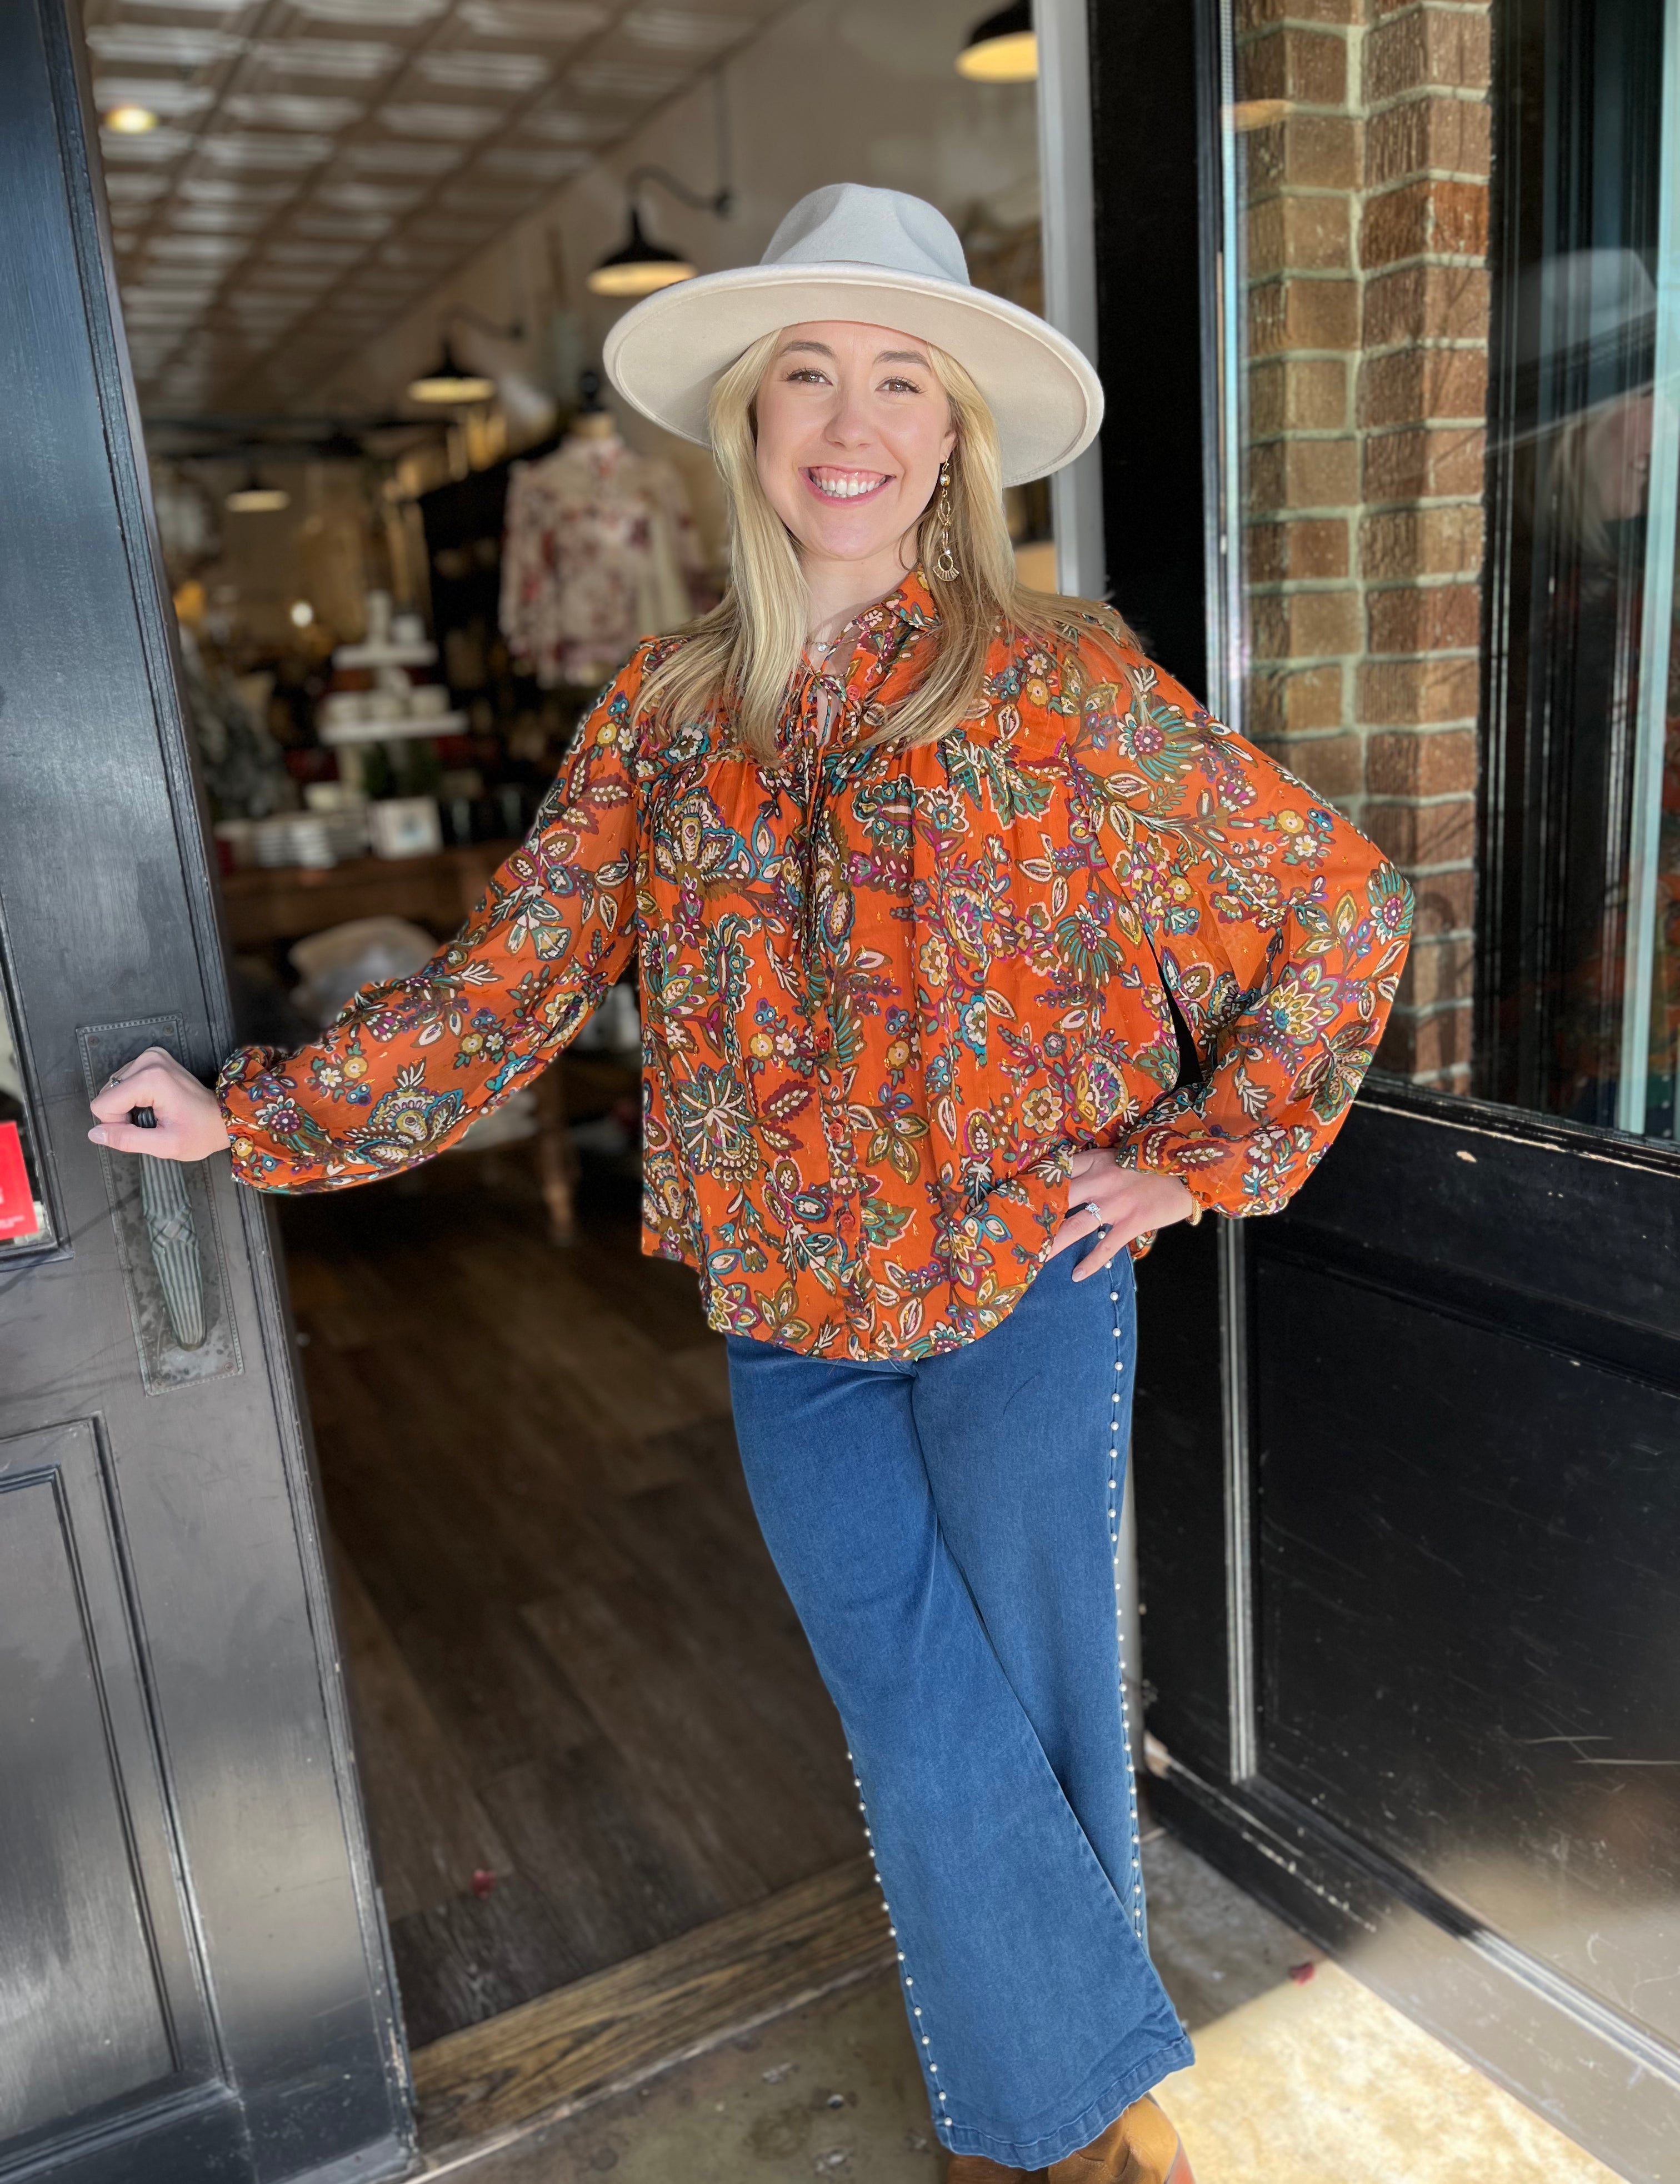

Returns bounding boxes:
[1047,1148,1199,1281]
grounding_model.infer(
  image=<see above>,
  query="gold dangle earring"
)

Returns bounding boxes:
[931,458,961,583]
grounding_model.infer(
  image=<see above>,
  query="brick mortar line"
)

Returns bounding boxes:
[1354,338,1493,359]
[1362,162,1492,187]
[1360,1,1492,21]
[1246,494,1487,516]
[1243,186,1484,213]
[1248,572,1483,587]
[1360,89,1491,120]
[1359,252,1489,271]
[1248,584,1483,604]
[1252,654,1483,674]
[1245,635,1484,657]
[1245,254,1487,286]
[1245,422,1486,443]
[1360,573,1484,591]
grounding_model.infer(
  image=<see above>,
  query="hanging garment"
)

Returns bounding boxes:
[498,431,703,688]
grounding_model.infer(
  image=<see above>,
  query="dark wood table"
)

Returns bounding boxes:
[219,841,518,951]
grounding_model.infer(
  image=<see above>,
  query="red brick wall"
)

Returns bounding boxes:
[1237,0,1491,1087]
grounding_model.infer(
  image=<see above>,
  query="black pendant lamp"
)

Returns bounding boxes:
[224,468,289,513]
[587,206,696,299]
[407,336,495,405]
[957,0,1037,81]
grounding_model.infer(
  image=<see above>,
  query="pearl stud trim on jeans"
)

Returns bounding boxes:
[1108,1284,1145,1937]
[847,1748,954,2135]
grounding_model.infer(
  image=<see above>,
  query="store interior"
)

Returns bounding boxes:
[85,0,1059,2053]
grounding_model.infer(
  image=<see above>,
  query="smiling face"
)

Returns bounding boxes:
[752,320,958,584]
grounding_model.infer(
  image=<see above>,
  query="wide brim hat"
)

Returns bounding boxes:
[602,183,1103,489]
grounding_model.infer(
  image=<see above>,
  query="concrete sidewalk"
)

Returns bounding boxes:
[434,1832,1620,2182]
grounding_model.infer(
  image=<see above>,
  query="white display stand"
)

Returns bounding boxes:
[319,594,464,791]
[319,710,467,747]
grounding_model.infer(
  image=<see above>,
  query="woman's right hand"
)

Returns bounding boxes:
[88,1045,231,1162]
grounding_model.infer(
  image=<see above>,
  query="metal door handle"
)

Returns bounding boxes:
[129,1104,207,1349]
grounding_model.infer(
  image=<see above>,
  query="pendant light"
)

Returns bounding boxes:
[406,337,495,404]
[957,0,1037,82]
[587,206,695,299]
[225,469,289,513]
[103,102,159,134]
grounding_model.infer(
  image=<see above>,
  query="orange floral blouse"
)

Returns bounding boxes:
[220,573,1412,1359]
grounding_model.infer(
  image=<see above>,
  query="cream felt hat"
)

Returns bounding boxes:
[601,183,1104,488]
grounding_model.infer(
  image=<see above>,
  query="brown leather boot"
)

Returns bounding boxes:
[1044,2095,1195,2183]
[944,2157,1032,2182]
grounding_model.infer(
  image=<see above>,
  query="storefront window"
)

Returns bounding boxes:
[1213,0,1678,1137]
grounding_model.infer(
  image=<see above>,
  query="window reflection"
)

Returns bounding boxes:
[1223,0,1678,1138]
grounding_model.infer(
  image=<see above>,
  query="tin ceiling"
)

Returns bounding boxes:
[86,0,780,416]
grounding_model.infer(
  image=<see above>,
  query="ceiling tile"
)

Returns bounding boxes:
[121,277,223,303]
[414,47,549,89]
[101,124,195,161]
[345,138,464,171]
[621,7,752,51]
[223,92,366,128]
[289,208,392,237]
[567,57,683,97]
[247,37,399,77]
[149,231,252,258]
[172,202,272,229]
[457,0,608,38]
[86,24,243,63]
[179,174,300,203]
[198,131,336,168]
[287,0,450,22]
[517,103,616,139]
[244,263,344,287]
[105,171,174,201]
[437,183,534,211]
[378,100,503,136]
[317,179,426,209]
[94,78,218,119]
[479,143,587,177]
[265,237,366,262]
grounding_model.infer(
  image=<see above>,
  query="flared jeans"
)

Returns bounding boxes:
[724,1240,1194,2170]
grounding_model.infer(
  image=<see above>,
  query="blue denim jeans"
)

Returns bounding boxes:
[724,1240,1194,2169]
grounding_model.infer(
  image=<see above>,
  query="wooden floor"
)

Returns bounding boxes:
[279,1150,861,2049]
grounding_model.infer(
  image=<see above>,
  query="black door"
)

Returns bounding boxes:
[0,7,409,2179]
[1094,1,1680,2177]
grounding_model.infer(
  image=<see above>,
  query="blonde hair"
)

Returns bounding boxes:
[636,329,1138,763]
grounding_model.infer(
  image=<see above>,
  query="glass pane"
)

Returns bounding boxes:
[1218,0,1678,1135]
[1622,19,1680,1138]
[0,973,52,1252]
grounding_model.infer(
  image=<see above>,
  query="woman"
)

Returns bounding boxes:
[91,186,1411,2182]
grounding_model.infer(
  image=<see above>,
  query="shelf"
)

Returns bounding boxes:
[319,711,467,746]
[333,640,437,669]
